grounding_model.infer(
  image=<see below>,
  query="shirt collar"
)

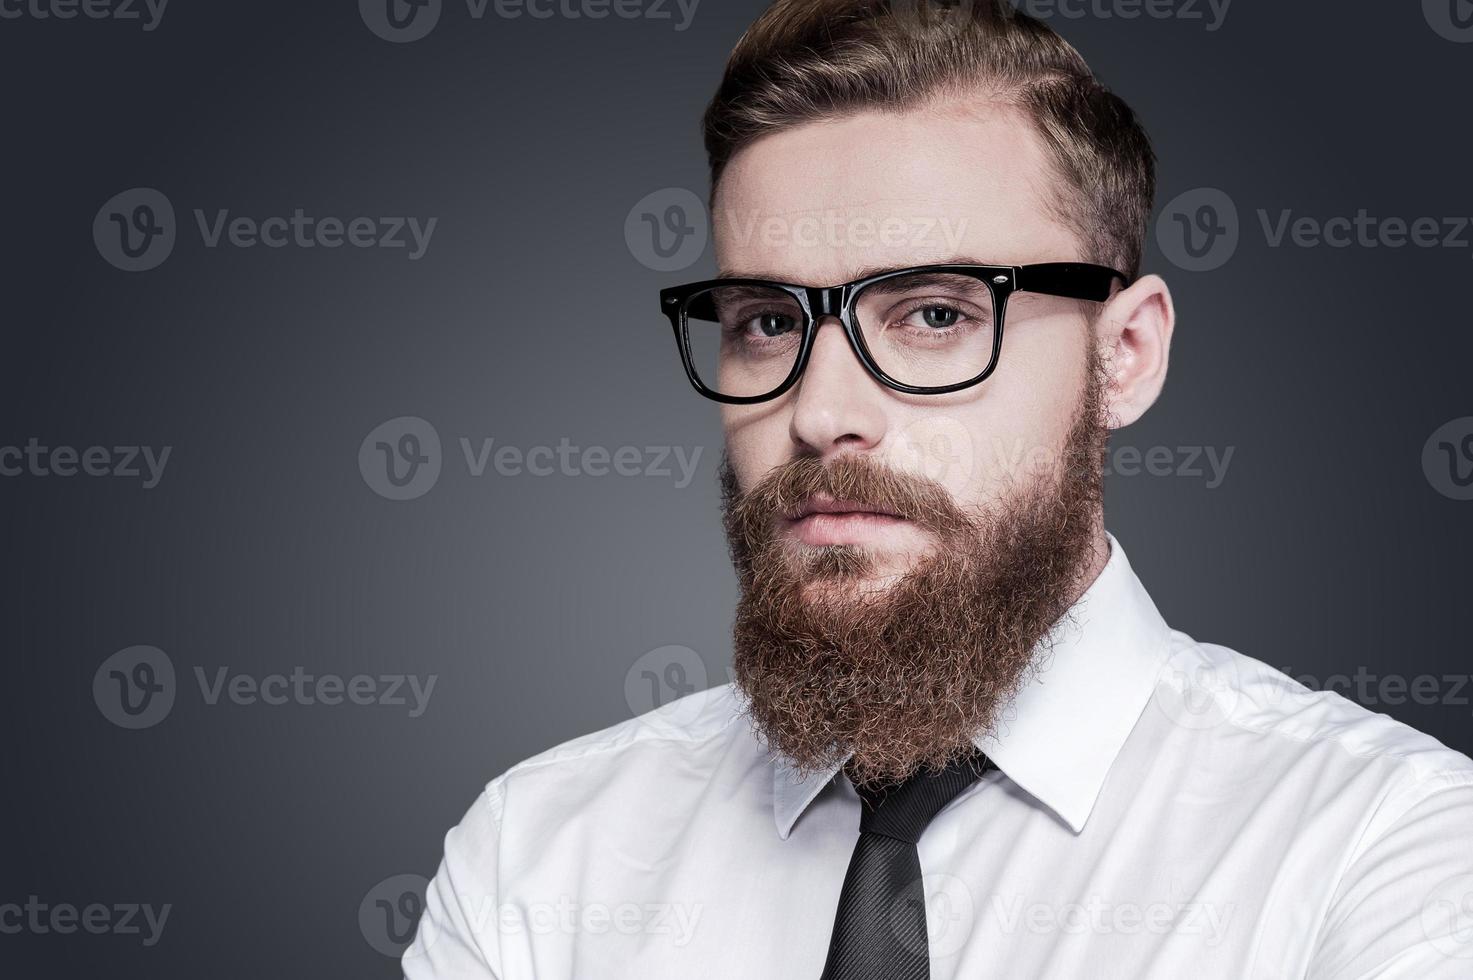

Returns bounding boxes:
[771,530,1173,839]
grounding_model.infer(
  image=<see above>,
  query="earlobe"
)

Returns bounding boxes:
[1097,274,1175,431]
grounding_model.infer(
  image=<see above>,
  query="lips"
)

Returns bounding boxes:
[781,495,912,548]
[789,495,903,521]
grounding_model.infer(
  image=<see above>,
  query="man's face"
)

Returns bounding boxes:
[713,98,1119,785]
[715,99,1099,585]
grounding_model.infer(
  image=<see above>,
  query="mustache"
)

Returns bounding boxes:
[722,453,981,552]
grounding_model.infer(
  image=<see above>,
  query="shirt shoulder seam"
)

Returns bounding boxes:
[1166,637,1473,778]
[490,697,744,791]
[1218,707,1473,781]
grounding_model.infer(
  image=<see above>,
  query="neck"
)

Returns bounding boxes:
[1075,522,1112,603]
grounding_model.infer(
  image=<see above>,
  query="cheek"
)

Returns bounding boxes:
[721,406,785,490]
[904,319,1087,504]
[885,408,1057,511]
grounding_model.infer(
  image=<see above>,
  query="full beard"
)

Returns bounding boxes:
[720,350,1110,789]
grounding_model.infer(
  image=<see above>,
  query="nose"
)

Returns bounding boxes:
[788,315,889,456]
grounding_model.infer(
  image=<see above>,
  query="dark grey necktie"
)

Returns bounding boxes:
[818,748,993,980]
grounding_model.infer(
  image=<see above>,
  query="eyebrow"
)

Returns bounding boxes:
[715,256,1000,286]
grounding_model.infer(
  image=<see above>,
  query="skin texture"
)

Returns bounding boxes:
[711,94,1177,784]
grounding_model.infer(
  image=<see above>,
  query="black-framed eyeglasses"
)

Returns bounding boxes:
[659,262,1129,404]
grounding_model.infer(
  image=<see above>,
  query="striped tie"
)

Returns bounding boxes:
[818,748,993,980]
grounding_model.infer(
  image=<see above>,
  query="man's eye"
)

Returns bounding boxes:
[744,313,797,337]
[914,306,961,330]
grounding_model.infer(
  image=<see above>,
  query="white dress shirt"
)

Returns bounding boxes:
[405,532,1473,978]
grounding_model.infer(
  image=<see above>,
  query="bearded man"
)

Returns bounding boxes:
[406,2,1473,977]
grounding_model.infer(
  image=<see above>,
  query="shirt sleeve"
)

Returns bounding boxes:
[403,784,507,980]
[1307,777,1473,979]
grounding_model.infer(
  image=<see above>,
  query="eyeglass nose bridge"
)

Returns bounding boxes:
[803,284,851,322]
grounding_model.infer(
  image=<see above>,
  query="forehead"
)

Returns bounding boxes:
[712,98,1080,286]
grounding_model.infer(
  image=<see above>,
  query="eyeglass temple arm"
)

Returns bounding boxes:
[1015,263,1129,302]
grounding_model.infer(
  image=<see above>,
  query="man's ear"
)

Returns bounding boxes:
[1095,274,1175,430]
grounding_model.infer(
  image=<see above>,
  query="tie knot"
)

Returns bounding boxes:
[850,748,993,844]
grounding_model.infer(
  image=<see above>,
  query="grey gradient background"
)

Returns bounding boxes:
[3,0,1472,975]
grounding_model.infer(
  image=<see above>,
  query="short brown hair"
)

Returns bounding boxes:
[702,0,1156,279]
